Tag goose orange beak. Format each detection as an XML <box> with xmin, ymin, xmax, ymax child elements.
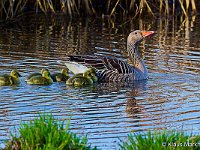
<box><xmin>141</xmin><ymin>31</ymin><xmax>155</xmax><ymax>38</ymax></box>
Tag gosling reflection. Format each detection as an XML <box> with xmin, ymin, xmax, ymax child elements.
<box><xmin>126</xmin><ymin>98</ymin><xmax>143</xmax><ymax>117</ymax></box>
<box><xmin>125</xmin><ymin>83</ymin><xmax>146</xmax><ymax>118</ymax></box>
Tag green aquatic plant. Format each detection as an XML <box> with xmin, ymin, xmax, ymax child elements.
<box><xmin>119</xmin><ymin>130</ymin><xmax>200</xmax><ymax>150</ymax></box>
<box><xmin>4</xmin><ymin>113</ymin><xmax>97</xmax><ymax>150</ymax></box>
<box><xmin>0</xmin><ymin>70</ymin><xmax>21</xmax><ymax>86</ymax></box>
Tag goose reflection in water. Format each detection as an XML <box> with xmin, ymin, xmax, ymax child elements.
<box><xmin>87</xmin><ymin>80</ymin><xmax>147</xmax><ymax>118</ymax></box>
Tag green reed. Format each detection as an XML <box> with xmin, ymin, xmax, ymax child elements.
<box><xmin>119</xmin><ymin>130</ymin><xmax>200</xmax><ymax>150</ymax></box>
<box><xmin>0</xmin><ymin>0</ymin><xmax>198</xmax><ymax>20</ymax></box>
<box><xmin>4</xmin><ymin>113</ymin><xmax>96</xmax><ymax>150</ymax></box>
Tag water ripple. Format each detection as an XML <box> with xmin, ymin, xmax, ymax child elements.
<box><xmin>0</xmin><ymin>16</ymin><xmax>200</xmax><ymax>149</ymax></box>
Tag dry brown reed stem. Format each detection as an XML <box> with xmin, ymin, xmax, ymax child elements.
<box><xmin>0</xmin><ymin>0</ymin><xmax>28</xmax><ymax>19</ymax></box>
<box><xmin>179</xmin><ymin>0</ymin><xmax>187</xmax><ymax>17</ymax></box>
<box><xmin>36</xmin><ymin>0</ymin><xmax>55</xmax><ymax>14</ymax></box>
<box><xmin>191</xmin><ymin>0</ymin><xmax>196</xmax><ymax>13</ymax></box>
<box><xmin>110</xmin><ymin>0</ymin><xmax>121</xmax><ymax>17</ymax></box>
<box><xmin>0</xmin><ymin>0</ymin><xmax>198</xmax><ymax>20</ymax></box>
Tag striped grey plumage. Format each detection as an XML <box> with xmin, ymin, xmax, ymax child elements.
<box><xmin>66</xmin><ymin>30</ymin><xmax>152</xmax><ymax>82</ymax></box>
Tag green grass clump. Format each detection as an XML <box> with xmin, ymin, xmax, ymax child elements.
<box><xmin>4</xmin><ymin>113</ymin><xmax>96</xmax><ymax>150</ymax></box>
<box><xmin>119</xmin><ymin>130</ymin><xmax>200</xmax><ymax>150</ymax></box>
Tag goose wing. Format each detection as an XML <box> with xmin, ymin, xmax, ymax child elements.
<box><xmin>67</xmin><ymin>55</ymin><xmax>132</xmax><ymax>74</ymax></box>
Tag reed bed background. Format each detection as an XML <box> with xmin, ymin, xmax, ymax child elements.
<box><xmin>0</xmin><ymin>0</ymin><xmax>198</xmax><ymax>20</ymax></box>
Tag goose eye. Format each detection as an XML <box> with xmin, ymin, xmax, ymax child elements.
<box><xmin>135</xmin><ymin>32</ymin><xmax>137</xmax><ymax>35</ymax></box>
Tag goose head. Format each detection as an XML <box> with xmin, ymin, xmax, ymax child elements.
<box><xmin>127</xmin><ymin>30</ymin><xmax>155</xmax><ymax>46</ymax></box>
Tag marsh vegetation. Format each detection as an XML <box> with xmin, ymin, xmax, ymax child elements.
<box><xmin>4</xmin><ymin>113</ymin><xmax>200</xmax><ymax>150</ymax></box>
<box><xmin>0</xmin><ymin>0</ymin><xmax>198</xmax><ymax>20</ymax></box>
<box><xmin>4</xmin><ymin>113</ymin><xmax>97</xmax><ymax>150</ymax></box>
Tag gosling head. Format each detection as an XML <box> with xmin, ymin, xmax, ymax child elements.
<box><xmin>41</xmin><ymin>68</ymin><xmax>49</xmax><ymax>74</ymax></box>
<box><xmin>10</xmin><ymin>70</ymin><xmax>21</xmax><ymax>78</ymax></box>
<box><xmin>83</xmin><ymin>71</ymin><xmax>90</xmax><ymax>78</ymax></box>
<box><xmin>61</xmin><ymin>68</ymin><xmax>69</xmax><ymax>76</ymax></box>
<box><xmin>42</xmin><ymin>70</ymin><xmax>51</xmax><ymax>78</ymax></box>
<box><xmin>88</xmin><ymin>68</ymin><xmax>96</xmax><ymax>74</ymax></box>
<box><xmin>87</xmin><ymin>68</ymin><xmax>98</xmax><ymax>82</ymax></box>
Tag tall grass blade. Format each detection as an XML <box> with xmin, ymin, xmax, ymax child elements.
<box><xmin>191</xmin><ymin>0</ymin><xmax>197</xmax><ymax>13</ymax></box>
<box><xmin>43</xmin><ymin>0</ymin><xmax>47</xmax><ymax>13</ymax></box>
<box><xmin>159</xmin><ymin>0</ymin><xmax>163</xmax><ymax>15</ymax></box>
<box><xmin>107</xmin><ymin>0</ymin><xmax>111</xmax><ymax>14</ymax></box>
<box><xmin>89</xmin><ymin>0</ymin><xmax>96</xmax><ymax>15</ymax></box>
<box><xmin>84</xmin><ymin>0</ymin><xmax>94</xmax><ymax>16</ymax></box>
<box><xmin>67</xmin><ymin>0</ymin><xmax>72</xmax><ymax>17</ymax></box>
<box><xmin>119</xmin><ymin>130</ymin><xmax>200</xmax><ymax>150</ymax></box>
<box><xmin>110</xmin><ymin>0</ymin><xmax>120</xmax><ymax>17</ymax></box>
<box><xmin>36</xmin><ymin>0</ymin><xmax>46</xmax><ymax>14</ymax></box>
<box><xmin>186</xmin><ymin>0</ymin><xmax>190</xmax><ymax>13</ymax></box>
<box><xmin>179</xmin><ymin>0</ymin><xmax>188</xmax><ymax>17</ymax></box>
<box><xmin>144</xmin><ymin>0</ymin><xmax>155</xmax><ymax>17</ymax></box>
<box><xmin>129</xmin><ymin>0</ymin><xmax>135</xmax><ymax>12</ymax></box>
<box><xmin>139</xmin><ymin>0</ymin><xmax>144</xmax><ymax>15</ymax></box>
<box><xmin>0</xmin><ymin>0</ymin><xmax>198</xmax><ymax>20</ymax></box>
<box><xmin>165</xmin><ymin>0</ymin><xmax>169</xmax><ymax>15</ymax></box>
<box><xmin>71</xmin><ymin>0</ymin><xmax>79</xmax><ymax>15</ymax></box>
<box><xmin>173</xmin><ymin>0</ymin><xmax>175</xmax><ymax>15</ymax></box>
<box><xmin>48</xmin><ymin>0</ymin><xmax>55</xmax><ymax>13</ymax></box>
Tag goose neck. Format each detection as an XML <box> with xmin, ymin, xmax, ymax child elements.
<box><xmin>127</xmin><ymin>42</ymin><xmax>142</xmax><ymax>65</ymax></box>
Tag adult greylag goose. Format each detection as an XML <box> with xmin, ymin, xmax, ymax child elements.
<box><xmin>61</xmin><ymin>30</ymin><xmax>154</xmax><ymax>82</ymax></box>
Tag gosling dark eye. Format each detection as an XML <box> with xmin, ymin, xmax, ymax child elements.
<box><xmin>135</xmin><ymin>32</ymin><xmax>137</xmax><ymax>35</ymax></box>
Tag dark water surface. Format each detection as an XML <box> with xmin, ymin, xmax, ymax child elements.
<box><xmin>0</xmin><ymin>14</ymin><xmax>200</xmax><ymax>149</ymax></box>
